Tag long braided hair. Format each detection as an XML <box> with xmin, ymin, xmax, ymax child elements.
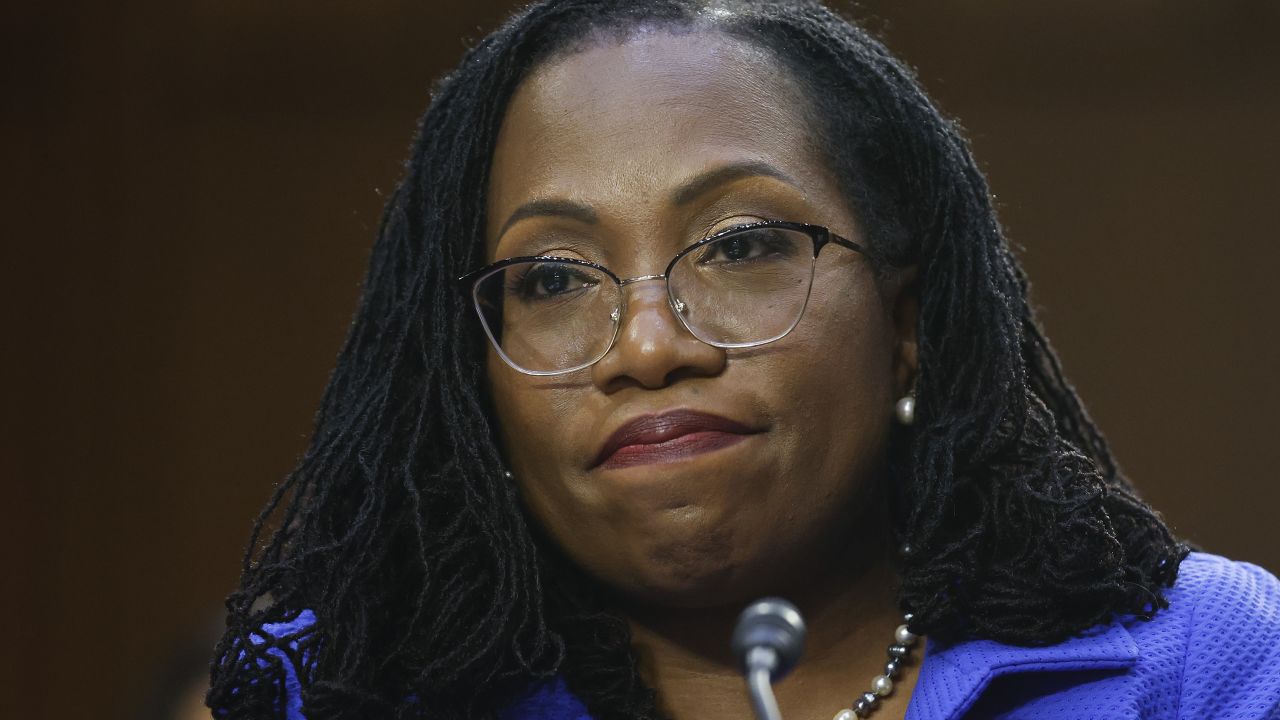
<box><xmin>208</xmin><ymin>2</ymin><xmax>1187</xmax><ymax>718</ymax></box>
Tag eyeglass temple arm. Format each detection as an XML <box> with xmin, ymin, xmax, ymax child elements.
<box><xmin>821</xmin><ymin>231</ymin><xmax>870</xmax><ymax>258</ymax></box>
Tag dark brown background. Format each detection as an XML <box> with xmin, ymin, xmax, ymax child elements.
<box><xmin>4</xmin><ymin>2</ymin><xmax>1277</xmax><ymax>718</ymax></box>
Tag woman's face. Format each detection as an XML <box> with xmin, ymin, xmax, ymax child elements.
<box><xmin>484</xmin><ymin>30</ymin><xmax>916</xmax><ymax>608</ymax></box>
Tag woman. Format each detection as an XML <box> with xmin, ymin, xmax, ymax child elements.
<box><xmin>209</xmin><ymin>2</ymin><xmax>1280</xmax><ymax>719</ymax></box>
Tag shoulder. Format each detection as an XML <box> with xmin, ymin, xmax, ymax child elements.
<box><xmin>499</xmin><ymin>676</ymin><xmax>593</xmax><ymax>720</ymax></box>
<box><xmin>239</xmin><ymin>612</ymin><xmax>584</xmax><ymax>720</ymax></box>
<box><xmin>212</xmin><ymin>609</ymin><xmax>317</xmax><ymax>720</ymax></box>
<box><xmin>1169</xmin><ymin>551</ymin><xmax>1280</xmax><ymax>607</ymax></box>
<box><xmin>1161</xmin><ymin>551</ymin><xmax>1280</xmax><ymax>644</ymax></box>
<box><xmin>1130</xmin><ymin>551</ymin><xmax>1280</xmax><ymax>719</ymax></box>
<box><xmin>262</xmin><ymin>608</ymin><xmax>318</xmax><ymax>636</ymax></box>
<box><xmin>260</xmin><ymin>610</ymin><xmax>317</xmax><ymax>720</ymax></box>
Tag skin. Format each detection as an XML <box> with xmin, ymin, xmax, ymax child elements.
<box><xmin>485</xmin><ymin>29</ymin><xmax>920</xmax><ymax>720</ymax></box>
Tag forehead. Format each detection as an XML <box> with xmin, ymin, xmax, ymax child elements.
<box><xmin>486</xmin><ymin>30</ymin><xmax>827</xmax><ymax>247</ymax></box>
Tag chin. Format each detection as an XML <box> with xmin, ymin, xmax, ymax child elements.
<box><xmin>620</xmin><ymin>567</ymin><xmax>747</xmax><ymax>609</ymax></box>
<box><xmin>606</xmin><ymin>530</ymin><xmax>795</xmax><ymax>609</ymax></box>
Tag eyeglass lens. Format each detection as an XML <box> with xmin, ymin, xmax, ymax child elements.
<box><xmin>472</xmin><ymin>226</ymin><xmax>817</xmax><ymax>374</ymax></box>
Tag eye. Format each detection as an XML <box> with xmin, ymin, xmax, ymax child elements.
<box><xmin>510</xmin><ymin>262</ymin><xmax>599</xmax><ymax>300</ymax></box>
<box><xmin>697</xmin><ymin>227</ymin><xmax>797</xmax><ymax>265</ymax></box>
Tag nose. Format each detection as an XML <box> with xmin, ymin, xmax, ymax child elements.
<box><xmin>590</xmin><ymin>278</ymin><xmax>726</xmax><ymax>391</ymax></box>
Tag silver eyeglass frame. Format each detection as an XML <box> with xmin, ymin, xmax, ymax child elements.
<box><xmin>454</xmin><ymin>220</ymin><xmax>870</xmax><ymax>376</ymax></box>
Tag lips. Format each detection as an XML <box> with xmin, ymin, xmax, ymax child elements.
<box><xmin>591</xmin><ymin>409</ymin><xmax>763</xmax><ymax>470</ymax></box>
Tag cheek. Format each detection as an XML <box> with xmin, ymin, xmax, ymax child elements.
<box><xmin>785</xmin><ymin>274</ymin><xmax>895</xmax><ymax>420</ymax></box>
<box><xmin>758</xmin><ymin>279</ymin><xmax>897</xmax><ymax>507</ymax></box>
<box><xmin>487</xmin><ymin>352</ymin><xmax>585</xmax><ymax>481</ymax></box>
<box><xmin>487</xmin><ymin>353</ymin><xmax>613</xmax><ymax>551</ymax></box>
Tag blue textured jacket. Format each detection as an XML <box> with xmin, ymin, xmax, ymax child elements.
<box><xmin>253</xmin><ymin>552</ymin><xmax>1280</xmax><ymax>719</ymax></box>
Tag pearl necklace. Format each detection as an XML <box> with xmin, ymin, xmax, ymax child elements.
<box><xmin>833</xmin><ymin>614</ymin><xmax>919</xmax><ymax>720</ymax></box>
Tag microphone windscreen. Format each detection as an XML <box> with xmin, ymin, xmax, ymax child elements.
<box><xmin>731</xmin><ymin>597</ymin><xmax>806</xmax><ymax>679</ymax></box>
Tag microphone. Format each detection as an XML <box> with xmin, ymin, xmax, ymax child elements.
<box><xmin>732</xmin><ymin>598</ymin><xmax>807</xmax><ymax>720</ymax></box>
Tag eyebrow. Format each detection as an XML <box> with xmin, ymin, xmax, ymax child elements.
<box><xmin>496</xmin><ymin>199</ymin><xmax>599</xmax><ymax>242</ymax></box>
<box><xmin>494</xmin><ymin>160</ymin><xmax>800</xmax><ymax>243</ymax></box>
<box><xmin>672</xmin><ymin>160</ymin><xmax>801</xmax><ymax>205</ymax></box>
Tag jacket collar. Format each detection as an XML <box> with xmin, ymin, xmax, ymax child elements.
<box><xmin>904</xmin><ymin>619</ymin><xmax>1139</xmax><ymax>720</ymax></box>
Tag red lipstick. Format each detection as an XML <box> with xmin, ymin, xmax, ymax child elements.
<box><xmin>592</xmin><ymin>409</ymin><xmax>763</xmax><ymax>470</ymax></box>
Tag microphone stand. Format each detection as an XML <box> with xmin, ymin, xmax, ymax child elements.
<box><xmin>732</xmin><ymin>598</ymin><xmax>807</xmax><ymax>720</ymax></box>
<box><xmin>744</xmin><ymin>646</ymin><xmax>784</xmax><ymax>720</ymax></box>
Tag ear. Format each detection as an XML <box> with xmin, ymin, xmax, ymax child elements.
<box><xmin>884</xmin><ymin>265</ymin><xmax>919</xmax><ymax>397</ymax></box>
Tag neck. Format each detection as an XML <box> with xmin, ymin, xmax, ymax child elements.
<box><xmin>620</xmin><ymin>532</ymin><xmax>915</xmax><ymax>720</ymax></box>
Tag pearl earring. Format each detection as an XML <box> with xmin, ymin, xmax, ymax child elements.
<box><xmin>503</xmin><ymin>471</ymin><xmax>514</xmax><ymax>481</ymax></box>
<box><xmin>894</xmin><ymin>395</ymin><xmax>915</xmax><ymax>426</ymax></box>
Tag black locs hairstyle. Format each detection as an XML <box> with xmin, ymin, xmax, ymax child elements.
<box><xmin>208</xmin><ymin>1</ymin><xmax>1187</xmax><ymax>718</ymax></box>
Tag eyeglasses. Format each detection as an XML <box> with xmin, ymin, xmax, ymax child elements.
<box><xmin>456</xmin><ymin>220</ymin><xmax>869</xmax><ymax>376</ymax></box>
